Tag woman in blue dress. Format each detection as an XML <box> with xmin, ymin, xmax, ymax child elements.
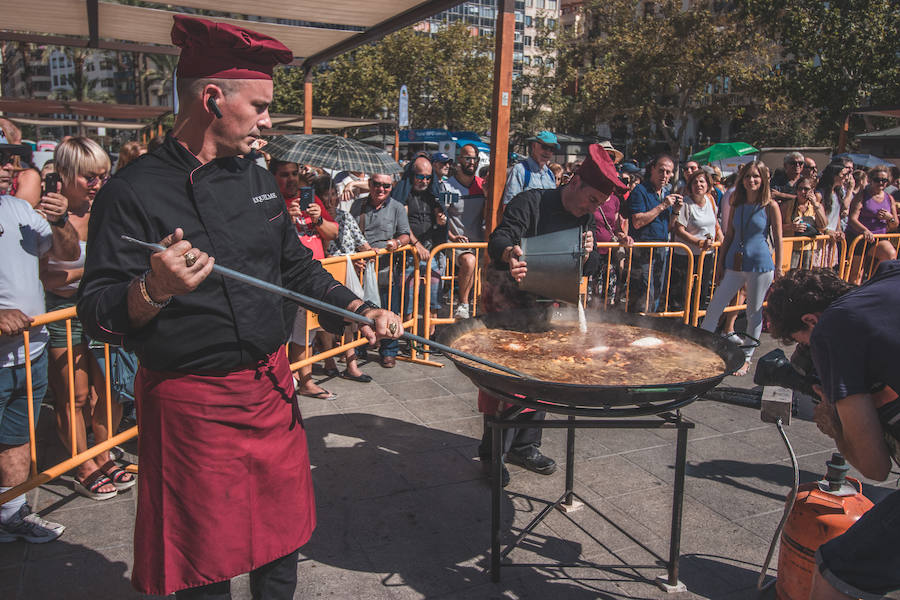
<box><xmin>701</xmin><ymin>160</ymin><xmax>783</xmax><ymax>375</ymax></box>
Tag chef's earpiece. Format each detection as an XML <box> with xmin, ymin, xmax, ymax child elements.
<box><xmin>207</xmin><ymin>96</ymin><xmax>223</xmax><ymax>119</ymax></box>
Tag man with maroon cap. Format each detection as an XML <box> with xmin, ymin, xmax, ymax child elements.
<box><xmin>478</xmin><ymin>143</ymin><xmax>625</xmax><ymax>486</ymax></box>
<box><xmin>77</xmin><ymin>15</ymin><xmax>402</xmax><ymax>599</ymax></box>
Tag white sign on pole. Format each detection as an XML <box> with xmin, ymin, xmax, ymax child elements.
<box><xmin>399</xmin><ymin>85</ymin><xmax>409</xmax><ymax>128</ymax></box>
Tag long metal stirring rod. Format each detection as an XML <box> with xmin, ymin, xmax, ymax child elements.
<box><xmin>121</xmin><ymin>235</ymin><xmax>533</xmax><ymax>380</ymax></box>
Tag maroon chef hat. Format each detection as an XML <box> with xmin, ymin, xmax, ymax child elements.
<box><xmin>576</xmin><ymin>143</ymin><xmax>627</xmax><ymax>196</ymax></box>
<box><xmin>172</xmin><ymin>15</ymin><xmax>294</xmax><ymax>80</ymax></box>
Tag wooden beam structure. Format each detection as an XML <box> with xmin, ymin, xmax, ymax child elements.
<box><xmin>304</xmin><ymin>68</ymin><xmax>314</xmax><ymax>134</ymax></box>
<box><xmin>485</xmin><ymin>0</ymin><xmax>515</xmax><ymax>235</ymax></box>
<box><xmin>300</xmin><ymin>0</ymin><xmax>465</xmax><ymax>69</ymax></box>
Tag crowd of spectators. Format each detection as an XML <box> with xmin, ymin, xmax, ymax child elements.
<box><xmin>1</xmin><ymin>116</ymin><xmax>899</xmax><ymax>540</ymax></box>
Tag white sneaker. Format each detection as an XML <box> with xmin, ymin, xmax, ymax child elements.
<box><xmin>0</xmin><ymin>504</ymin><xmax>65</xmax><ymax>543</ymax></box>
<box><xmin>724</xmin><ymin>332</ymin><xmax>743</xmax><ymax>346</ymax></box>
<box><xmin>454</xmin><ymin>304</ymin><xmax>470</xmax><ymax>319</ymax></box>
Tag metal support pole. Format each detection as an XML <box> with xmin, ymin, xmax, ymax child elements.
<box><xmin>490</xmin><ymin>417</ymin><xmax>502</xmax><ymax>582</ymax></box>
<box><xmin>659</xmin><ymin>419</ymin><xmax>689</xmax><ymax>592</ymax></box>
<box><xmin>565</xmin><ymin>416</ymin><xmax>576</xmax><ymax>504</ymax></box>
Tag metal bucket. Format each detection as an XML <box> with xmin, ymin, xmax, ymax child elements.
<box><xmin>518</xmin><ymin>226</ymin><xmax>584</xmax><ymax>304</ymax></box>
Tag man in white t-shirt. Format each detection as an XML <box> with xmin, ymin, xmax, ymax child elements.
<box><xmin>0</xmin><ymin>169</ymin><xmax>78</xmax><ymax>543</ymax></box>
<box><xmin>441</xmin><ymin>143</ymin><xmax>486</xmax><ymax>319</ymax></box>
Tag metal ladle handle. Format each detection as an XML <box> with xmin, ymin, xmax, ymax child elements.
<box><xmin>121</xmin><ymin>235</ymin><xmax>534</xmax><ymax>380</ymax></box>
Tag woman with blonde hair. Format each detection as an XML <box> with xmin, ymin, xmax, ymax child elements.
<box><xmin>41</xmin><ymin>137</ymin><xmax>133</xmax><ymax>500</ymax></box>
<box><xmin>700</xmin><ymin>160</ymin><xmax>783</xmax><ymax>376</ymax></box>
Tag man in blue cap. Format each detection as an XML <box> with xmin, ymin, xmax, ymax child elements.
<box><xmin>501</xmin><ymin>130</ymin><xmax>559</xmax><ymax>205</ymax></box>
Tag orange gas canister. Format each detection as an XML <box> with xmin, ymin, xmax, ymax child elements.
<box><xmin>775</xmin><ymin>454</ymin><xmax>874</xmax><ymax>600</ymax></box>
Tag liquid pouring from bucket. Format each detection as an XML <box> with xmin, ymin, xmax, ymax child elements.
<box><xmin>121</xmin><ymin>235</ymin><xmax>533</xmax><ymax>380</ymax></box>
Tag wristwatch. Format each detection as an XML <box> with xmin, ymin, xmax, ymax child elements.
<box><xmin>49</xmin><ymin>211</ymin><xmax>69</xmax><ymax>227</ymax></box>
<box><xmin>353</xmin><ymin>300</ymin><xmax>379</xmax><ymax>317</ymax></box>
<box><xmin>314</xmin><ymin>216</ymin><xmax>324</xmax><ymax>227</ymax></box>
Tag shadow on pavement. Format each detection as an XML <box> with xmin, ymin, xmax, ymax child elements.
<box><xmin>303</xmin><ymin>413</ymin><xmax>614</xmax><ymax>598</ymax></box>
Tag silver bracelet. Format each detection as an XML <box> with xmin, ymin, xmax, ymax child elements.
<box><xmin>139</xmin><ymin>270</ymin><xmax>171</xmax><ymax>309</ymax></box>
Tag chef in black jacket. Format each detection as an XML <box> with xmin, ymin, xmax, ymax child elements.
<box><xmin>478</xmin><ymin>144</ymin><xmax>627</xmax><ymax>487</ymax></box>
<box><xmin>77</xmin><ymin>16</ymin><xmax>402</xmax><ymax>599</ymax></box>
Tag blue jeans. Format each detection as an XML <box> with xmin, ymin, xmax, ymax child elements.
<box><xmin>404</xmin><ymin>253</ymin><xmax>446</xmax><ymax>316</ymax></box>
<box><xmin>0</xmin><ymin>349</ymin><xmax>48</xmax><ymax>445</ymax></box>
<box><xmin>379</xmin><ymin>285</ymin><xmax>401</xmax><ymax>358</ymax></box>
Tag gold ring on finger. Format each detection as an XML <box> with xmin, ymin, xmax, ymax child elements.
<box><xmin>184</xmin><ymin>251</ymin><xmax>198</xmax><ymax>268</ymax></box>
<box><xmin>389</xmin><ymin>322</ymin><xmax>398</xmax><ymax>335</ymax></box>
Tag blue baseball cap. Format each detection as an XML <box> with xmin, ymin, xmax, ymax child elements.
<box><xmin>526</xmin><ymin>130</ymin><xmax>559</xmax><ymax>149</ymax></box>
<box><xmin>430</xmin><ymin>152</ymin><xmax>451</xmax><ymax>163</ymax></box>
<box><xmin>620</xmin><ymin>162</ymin><xmax>641</xmax><ymax>174</ymax></box>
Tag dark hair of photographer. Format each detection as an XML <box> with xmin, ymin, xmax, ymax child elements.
<box><xmin>764</xmin><ymin>268</ymin><xmax>855</xmax><ymax>344</ymax></box>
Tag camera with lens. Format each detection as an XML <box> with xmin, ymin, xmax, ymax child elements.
<box><xmin>754</xmin><ymin>346</ymin><xmax>820</xmax><ymax>399</ymax></box>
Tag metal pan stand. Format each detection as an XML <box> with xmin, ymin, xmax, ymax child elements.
<box><xmin>483</xmin><ymin>386</ymin><xmax>695</xmax><ymax>593</ymax></box>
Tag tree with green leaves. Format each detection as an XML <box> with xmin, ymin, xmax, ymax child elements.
<box><xmin>741</xmin><ymin>0</ymin><xmax>900</xmax><ymax>146</ymax></box>
<box><xmin>551</xmin><ymin>0</ymin><xmax>772</xmax><ymax>158</ymax></box>
<box><xmin>272</xmin><ymin>23</ymin><xmax>493</xmax><ymax>131</ymax></box>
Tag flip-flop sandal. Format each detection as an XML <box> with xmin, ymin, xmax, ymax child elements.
<box><xmin>299</xmin><ymin>389</ymin><xmax>337</xmax><ymax>400</ymax></box>
<box><xmin>340</xmin><ymin>371</ymin><xmax>372</xmax><ymax>383</ymax></box>
<box><xmin>73</xmin><ymin>470</ymin><xmax>118</xmax><ymax>501</ymax></box>
<box><xmin>98</xmin><ymin>460</ymin><xmax>136</xmax><ymax>491</ymax></box>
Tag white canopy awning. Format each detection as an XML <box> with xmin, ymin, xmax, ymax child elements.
<box><xmin>1</xmin><ymin>0</ymin><xmax>464</xmax><ymax>67</ymax></box>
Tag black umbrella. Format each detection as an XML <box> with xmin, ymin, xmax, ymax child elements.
<box><xmin>265</xmin><ymin>134</ymin><xmax>401</xmax><ymax>175</ymax></box>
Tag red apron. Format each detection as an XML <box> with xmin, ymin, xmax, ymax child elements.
<box><xmin>132</xmin><ymin>348</ymin><xmax>315</xmax><ymax>595</ymax></box>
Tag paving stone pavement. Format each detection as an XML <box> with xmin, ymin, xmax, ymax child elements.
<box><xmin>2</xmin><ymin>333</ymin><xmax>897</xmax><ymax>599</ymax></box>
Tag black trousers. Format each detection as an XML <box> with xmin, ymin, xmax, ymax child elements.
<box><xmin>174</xmin><ymin>548</ymin><xmax>300</xmax><ymax>600</ymax></box>
<box><xmin>478</xmin><ymin>410</ymin><xmax>545</xmax><ymax>461</ymax></box>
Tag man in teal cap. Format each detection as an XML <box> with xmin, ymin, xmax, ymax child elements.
<box><xmin>501</xmin><ymin>130</ymin><xmax>559</xmax><ymax>205</ymax></box>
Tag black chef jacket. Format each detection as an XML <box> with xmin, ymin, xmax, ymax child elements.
<box><xmin>77</xmin><ymin>136</ymin><xmax>358</xmax><ymax>372</ymax></box>
<box><xmin>488</xmin><ymin>187</ymin><xmax>599</xmax><ymax>274</ymax></box>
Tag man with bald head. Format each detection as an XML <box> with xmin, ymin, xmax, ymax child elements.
<box><xmin>400</xmin><ymin>157</ymin><xmax>447</xmax><ymax>333</ymax></box>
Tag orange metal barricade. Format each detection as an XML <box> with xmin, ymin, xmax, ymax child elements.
<box><xmin>0</xmin><ymin>307</ymin><xmax>138</xmax><ymax>506</ymax></box>
<box><xmin>421</xmin><ymin>242</ymin><xmax>487</xmax><ymax>341</ymax></box>
<box><xmin>841</xmin><ymin>233</ymin><xmax>900</xmax><ymax>283</ymax></box>
<box><xmin>616</xmin><ymin>242</ymin><xmax>695</xmax><ymax>323</ymax></box>
<box><xmin>780</xmin><ymin>234</ymin><xmax>847</xmax><ymax>273</ymax></box>
<box><xmin>287</xmin><ymin>245</ymin><xmax>423</xmax><ymax>372</ymax></box>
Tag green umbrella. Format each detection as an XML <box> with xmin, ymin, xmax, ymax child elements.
<box><xmin>690</xmin><ymin>142</ymin><xmax>758</xmax><ymax>164</ymax></box>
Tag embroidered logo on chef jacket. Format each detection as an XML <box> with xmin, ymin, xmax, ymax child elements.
<box><xmin>252</xmin><ymin>192</ymin><xmax>278</xmax><ymax>204</ymax></box>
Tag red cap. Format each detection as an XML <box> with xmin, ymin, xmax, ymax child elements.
<box><xmin>576</xmin><ymin>143</ymin><xmax>627</xmax><ymax>196</ymax></box>
<box><xmin>172</xmin><ymin>15</ymin><xmax>293</xmax><ymax>80</ymax></box>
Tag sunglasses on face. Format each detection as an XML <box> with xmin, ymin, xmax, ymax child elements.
<box><xmin>789</xmin><ymin>160</ymin><xmax>804</xmax><ymax>166</ymax></box>
<box><xmin>84</xmin><ymin>174</ymin><xmax>110</xmax><ymax>186</ymax></box>
<box><xmin>460</xmin><ymin>156</ymin><xmax>478</xmax><ymax>163</ymax></box>
<box><xmin>370</xmin><ymin>181</ymin><xmax>392</xmax><ymax>189</ymax></box>
<box><xmin>414</xmin><ymin>174</ymin><xmax>432</xmax><ymax>180</ymax></box>
<box><xmin>538</xmin><ymin>143</ymin><xmax>555</xmax><ymax>152</ymax></box>
<box><xmin>872</xmin><ymin>177</ymin><xmax>890</xmax><ymax>185</ymax></box>
<box><xmin>0</xmin><ymin>152</ymin><xmax>21</xmax><ymax>166</ymax></box>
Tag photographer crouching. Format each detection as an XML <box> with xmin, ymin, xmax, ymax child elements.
<box><xmin>765</xmin><ymin>263</ymin><xmax>900</xmax><ymax>600</ymax></box>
